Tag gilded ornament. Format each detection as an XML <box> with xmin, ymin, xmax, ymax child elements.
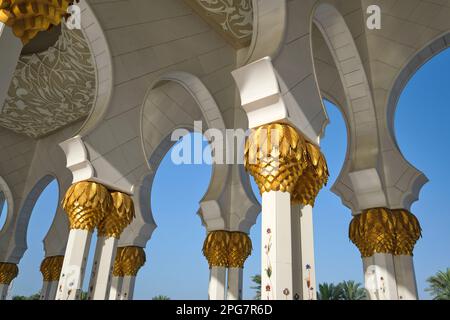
<box><xmin>0</xmin><ymin>0</ymin><xmax>72</xmax><ymax>44</ymax></box>
<box><xmin>40</xmin><ymin>255</ymin><xmax>64</xmax><ymax>282</ymax></box>
<box><xmin>349</xmin><ymin>208</ymin><xmax>422</xmax><ymax>257</ymax></box>
<box><xmin>244</xmin><ymin>123</ymin><xmax>329</xmax><ymax>205</ymax></box>
<box><xmin>228</xmin><ymin>232</ymin><xmax>252</xmax><ymax>268</ymax></box>
<box><xmin>202</xmin><ymin>230</ymin><xmax>230</xmax><ymax>268</ymax></box>
<box><xmin>392</xmin><ymin>209</ymin><xmax>421</xmax><ymax>256</ymax></box>
<box><xmin>97</xmin><ymin>192</ymin><xmax>135</xmax><ymax>238</ymax></box>
<box><xmin>62</xmin><ymin>181</ymin><xmax>112</xmax><ymax>232</ymax></box>
<box><xmin>0</xmin><ymin>262</ymin><xmax>18</xmax><ymax>285</ymax></box>
<box><xmin>113</xmin><ymin>246</ymin><xmax>146</xmax><ymax>277</ymax></box>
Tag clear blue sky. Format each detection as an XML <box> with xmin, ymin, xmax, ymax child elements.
<box><xmin>1</xmin><ymin>48</ymin><xmax>449</xmax><ymax>300</ymax></box>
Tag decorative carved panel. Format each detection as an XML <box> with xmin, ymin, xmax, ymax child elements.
<box><xmin>0</xmin><ymin>24</ymin><xmax>95</xmax><ymax>138</ymax></box>
<box><xmin>184</xmin><ymin>0</ymin><xmax>253</xmax><ymax>48</ymax></box>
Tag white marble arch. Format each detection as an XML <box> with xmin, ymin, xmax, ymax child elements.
<box><xmin>310</xmin><ymin>2</ymin><xmax>378</xmax><ymax>213</ymax></box>
<box><xmin>138</xmin><ymin>71</ymin><xmax>229</xmax><ymax>234</ymax></box>
<box><xmin>0</xmin><ymin>174</ymin><xmax>59</xmax><ymax>263</ymax></box>
<box><xmin>383</xmin><ymin>32</ymin><xmax>450</xmax><ymax>210</ymax></box>
<box><xmin>73</xmin><ymin>0</ymin><xmax>114</xmax><ymax>137</ymax></box>
<box><xmin>120</xmin><ymin>71</ymin><xmax>226</xmax><ymax>247</ymax></box>
<box><xmin>310</xmin><ymin>2</ymin><xmax>429</xmax><ymax>213</ymax></box>
<box><xmin>240</xmin><ymin>0</ymin><xmax>286</xmax><ymax>66</ymax></box>
<box><xmin>0</xmin><ymin>176</ymin><xmax>14</xmax><ymax>233</ymax></box>
<box><xmin>387</xmin><ymin>32</ymin><xmax>450</xmax><ymax>149</ymax></box>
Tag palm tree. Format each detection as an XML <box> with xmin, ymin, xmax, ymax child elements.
<box><xmin>317</xmin><ymin>283</ymin><xmax>342</xmax><ymax>300</ymax></box>
<box><xmin>152</xmin><ymin>295</ymin><xmax>170</xmax><ymax>300</ymax></box>
<box><xmin>425</xmin><ymin>268</ymin><xmax>450</xmax><ymax>300</ymax></box>
<box><xmin>340</xmin><ymin>280</ymin><xmax>367</xmax><ymax>300</ymax></box>
<box><xmin>251</xmin><ymin>274</ymin><xmax>261</xmax><ymax>300</ymax></box>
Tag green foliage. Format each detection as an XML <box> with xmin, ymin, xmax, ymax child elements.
<box><xmin>339</xmin><ymin>280</ymin><xmax>367</xmax><ymax>300</ymax></box>
<box><xmin>12</xmin><ymin>293</ymin><xmax>40</xmax><ymax>300</ymax></box>
<box><xmin>152</xmin><ymin>295</ymin><xmax>170</xmax><ymax>300</ymax></box>
<box><xmin>250</xmin><ymin>274</ymin><xmax>261</xmax><ymax>300</ymax></box>
<box><xmin>317</xmin><ymin>283</ymin><xmax>343</xmax><ymax>300</ymax></box>
<box><xmin>425</xmin><ymin>268</ymin><xmax>450</xmax><ymax>300</ymax></box>
<box><xmin>317</xmin><ymin>281</ymin><xmax>367</xmax><ymax>300</ymax></box>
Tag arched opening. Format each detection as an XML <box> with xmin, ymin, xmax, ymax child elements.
<box><xmin>314</xmin><ymin>100</ymin><xmax>360</xmax><ymax>286</ymax></box>
<box><xmin>309</xmin><ymin>2</ymin><xmax>373</xmax><ymax>296</ymax></box>
<box><xmin>10</xmin><ymin>178</ymin><xmax>59</xmax><ymax>299</ymax></box>
<box><xmin>0</xmin><ymin>191</ymin><xmax>8</xmax><ymax>231</ymax></box>
<box><xmin>134</xmin><ymin>132</ymin><xmax>213</xmax><ymax>299</ymax></box>
<box><xmin>394</xmin><ymin>47</ymin><xmax>450</xmax><ymax>299</ymax></box>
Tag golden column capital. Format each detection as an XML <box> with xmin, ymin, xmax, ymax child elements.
<box><xmin>244</xmin><ymin>123</ymin><xmax>328</xmax><ymax>205</ymax></box>
<box><xmin>62</xmin><ymin>181</ymin><xmax>113</xmax><ymax>232</ymax></box>
<box><xmin>40</xmin><ymin>256</ymin><xmax>64</xmax><ymax>282</ymax></box>
<box><xmin>202</xmin><ymin>230</ymin><xmax>230</xmax><ymax>268</ymax></box>
<box><xmin>113</xmin><ymin>246</ymin><xmax>146</xmax><ymax>277</ymax></box>
<box><xmin>98</xmin><ymin>192</ymin><xmax>135</xmax><ymax>239</ymax></box>
<box><xmin>0</xmin><ymin>0</ymin><xmax>72</xmax><ymax>44</ymax></box>
<box><xmin>0</xmin><ymin>262</ymin><xmax>18</xmax><ymax>285</ymax></box>
<box><xmin>228</xmin><ymin>232</ymin><xmax>252</xmax><ymax>269</ymax></box>
<box><xmin>349</xmin><ymin>207</ymin><xmax>422</xmax><ymax>257</ymax></box>
<box><xmin>392</xmin><ymin>209</ymin><xmax>422</xmax><ymax>256</ymax></box>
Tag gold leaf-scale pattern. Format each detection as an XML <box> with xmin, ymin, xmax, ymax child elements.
<box><xmin>0</xmin><ymin>0</ymin><xmax>71</xmax><ymax>43</ymax></box>
<box><xmin>0</xmin><ymin>262</ymin><xmax>18</xmax><ymax>285</ymax></box>
<box><xmin>202</xmin><ymin>231</ymin><xmax>252</xmax><ymax>268</ymax></box>
<box><xmin>228</xmin><ymin>232</ymin><xmax>252</xmax><ymax>269</ymax></box>
<box><xmin>113</xmin><ymin>246</ymin><xmax>146</xmax><ymax>277</ymax></box>
<box><xmin>244</xmin><ymin>123</ymin><xmax>329</xmax><ymax>206</ymax></box>
<box><xmin>97</xmin><ymin>192</ymin><xmax>135</xmax><ymax>239</ymax></box>
<box><xmin>40</xmin><ymin>255</ymin><xmax>64</xmax><ymax>282</ymax></box>
<box><xmin>62</xmin><ymin>181</ymin><xmax>112</xmax><ymax>232</ymax></box>
<box><xmin>349</xmin><ymin>208</ymin><xmax>421</xmax><ymax>257</ymax></box>
<box><xmin>203</xmin><ymin>230</ymin><xmax>230</xmax><ymax>268</ymax></box>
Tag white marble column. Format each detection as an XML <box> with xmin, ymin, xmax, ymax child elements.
<box><xmin>88</xmin><ymin>236</ymin><xmax>118</xmax><ymax>300</ymax></box>
<box><xmin>0</xmin><ymin>284</ymin><xmax>9</xmax><ymax>300</ymax></box>
<box><xmin>56</xmin><ymin>229</ymin><xmax>93</xmax><ymax>300</ymax></box>
<box><xmin>363</xmin><ymin>253</ymin><xmax>398</xmax><ymax>300</ymax></box>
<box><xmin>394</xmin><ymin>255</ymin><xmax>418</xmax><ymax>300</ymax></box>
<box><xmin>291</xmin><ymin>205</ymin><xmax>317</xmax><ymax>300</ymax></box>
<box><xmin>119</xmin><ymin>276</ymin><xmax>136</xmax><ymax>300</ymax></box>
<box><xmin>299</xmin><ymin>205</ymin><xmax>317</xmax><ymax>300</ymax></box>
<box><xmin>89</xmin><ymin>191</ymin><xmax>134</xmax><ymax>300</ymax></box>
<box><xmin>0</xmin><ymin>23</ymin><xmax>22</xmax><ymax>109</ymax></box>
<box><xmin>227</xmin><ymin>267</ymin><xmax>243</xmax><ymax>300</ymax></box>
<box><xmin>208</xmin><ymin>267</ymin><xmax>227</xmax><ymax>300</ymax></box>
<box><xmin>261</xmin><ymin>191</ymin><xmax>293</xmax><ymax>300</ymax></box>
<box><xmin>111</xmin><ymin>246</ymin><xmax>146</xmax><ymax>300</ymax></box>
<box><xmin>109</xmin><ymin>276</ymin><xmax>123</xmax><ymax>300</ymax></box>
<box><xmin>40</xmin><ymin>281</ymin><xmax>58</xmax><ymax>300</ymax></box>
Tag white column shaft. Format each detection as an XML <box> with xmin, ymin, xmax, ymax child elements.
<box><xmin>394</xmin><ymin>255</ymin><xmax>418</xmax><ymax>300</ymax></box>
<box><xmin>88</xmin><ymin>236</ymin><xmax>118</xmax><ymax>300</ymax></box>
<box><xmin>109</xmin><ymin>276</ymin><xmax>123</xmax><ymax>300</ymax></box>
<box><xmin>363</xmin><ymin>253</ymin><xmax>398</xmax><ymax>300</ymax></box>
<box><xmin>40</xmin><ymin>281</ymin><xmax>50</xmax><ymax>300</ymax></box>
<box><xmin>227</xmin><ymin>268</ymin><xmax>243</xmax><ymax>300</ymax></box>
<box><xmin>40</xmin><ymin>281</ymin><xmax>58</xmax><ymax>300</ymax></box>
<box><xmin>0</xmin><ymin>23</ymin><xmax>22</xmax><ymax>110</ymax></box>
<box><xmin>119</xmin><ymin>276</ymin><xmax>136</xmax><ymax>300</ymax></box>
<box><xmin>208</xmin><ymin>267</ymin><xmax>226</xmax><ymax>300</ymax></box>
<box><xmin>299</xmin><ymin>205</ymin><xmax>317</xmax><ymax>300</ymax></box>
<box><xmin>56</xmin><ymin>229</ymin><xmax>92</xmax><ymax>300</ymax></box>
<box><xmin>261</xmin><ymin>191</ymin><xmax>293</xmax><ymax>300</ymax></box>
<box><xmin>0</xmin><ymin>284</ymin><xmax>9</xmax><ymax>300</ymax></box>
<box><xmin>291</xmin><ymin>205</ymin><xmax>303</xmax><ymax>300</ymax></box>
<box><xmin>291</xmin><ymin>205</ymin><xmax>317</xmax><ymax>300</ymax></box>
